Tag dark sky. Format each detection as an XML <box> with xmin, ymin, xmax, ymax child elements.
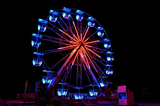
<box><xmin>1</xmin><ymin>1</ymin><xmax>159</xmax><ymax>98</ymax></box>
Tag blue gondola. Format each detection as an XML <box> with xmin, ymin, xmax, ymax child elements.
<box><xmin>62</xmin><ymin>7</ymin><xmax>71</xmax><ymax>19</ymax></box>
<box><xmin>74</xmin><ymin>93</ymin><xmax>84</xmax><ymax>100</ymax></box>
<box><xmin>49</xmin><ymin>10</ymin><xmax>58</xmax><ymax>22</ymax></box>
<box><xmin>31</xmin><ymin>40</ymin><xmax>41</xmax><ymax>48</ymax></box>
<box><xmin>89</xmin><ymin>90</ymin><xmax>98</xmax><ymax>96</ymax></box>
<box><xmin>106</xmin><ymin>69</ymin><xmax>113</xmax><ymax>75</ymax></box>
<box><xmin>97</xmin><ymin>27</ymin><xmax>104</xmax><ymax>37</ymax></box>
<box><xmin>32</xmin><ymin>33</ymin><xmax>42</xmax><ymax>38</ymax></box>
<box><xmin>32</xmin><ymin>57</ymin><xmax>42</xmax><ymax>66</ymax></box>
<box><xmin>104</xmin><ymin>42</ymin><xmax>111</xmax><ymax>49</ymax></box>
<box><xmin>57</xmin><ymin>88</ymin><xmax>68</xmax><ymax>96</ymax></box>
<box><xmin>38</xmin><ymin>18</ymin><xmax>48</xmax><ymax>32</ymax></box>
<box><xmin>107</xmin><ymin>55</ymin><xmax>114</xmax><ymax>61</ymax></box>
<box><xmin>103</xmin><ymin>38</ymin><xmax>111</xmax><ymax>49</ymax></box>
<box><xmin>76</xmin><ymin>10</ymin><xmax>83</xmax><ymax>21</ymax></box>
<box><xmin>42</xmin><ymin>76</ymin><xmax>52</xmax><ymax>84</ymax></box>
<box><xmin>87</xmin><ymin>17</ymin><xmax>95</xmax><ymax>27</ymax></box>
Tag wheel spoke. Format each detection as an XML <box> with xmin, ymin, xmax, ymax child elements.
<box><xmin>57</xmin><ymin>20</ymin><xmax>67</xmax><ymax>32</ymax></box>
<box><xmin>46</xmin><ymin>27</ymin><xmax>73</xmax><ymax>44</ymax></box>
<box><xmin>40</xmin><ymin>37</ymin><xmax>60</xmax><ymax>44</ymax></box>
<box><xmin>85</xmin><ymin>40</ymin><xmax>101</xmax><ymax>45</ymax></box>
<box><xmin>58</xmin><ymin>15</ymin><xmax>70</xmax><ymax>31</ymax></box>
<box><xmin>72</xmin><ymin>50</ymin><xmax>79</xmax><ymax>65</ymax></box>
<box><xmin>84</xmin><ymin>31</ymin><xmax>98</xmax><ymax>43</ymax></box>
<box><xmin>39</xmin><ymin>36</ymin><xmax>73</xmax><ymax>46</ymax></box>
<box><xmin>67</xmin><ymin>66</ymin><xmax>73</xmax><ymax>90</ymax></box>
<box><xmin>80</xmin><ymin>20</ymin><xmax>83</xmax><ymax>40</ymax></box>
<box><xmin>58</xmin><ymin>45</ymin><xmax>77</xmax><ymax>50</ymax></box>
<box><xmin>82</xmin><ymin>27</ymin><xmax>89</xmax><ymax>41</ymax></box>
<box><xmin>63</xmin><ymin>62</ymin><xmax>72</xmax><ymax>82</ymax></box>
<box><xmin>85</xmin><ymin>45</ymin><xmax>108</xmax><ymax>52</ymax></box>
<box><xmin>76</xmin><ymin>55</ymin><xmax>79</xmax><ymax>86</ymax></box>
<box><xmin>83</xmin><ymin>47</ymin><xmax>108</xmax><ymax>87</ymax></box>
<box><xmin>88</xmin><ymin>48</ymin><xmax>107</xmax><ymax>63</ymax></box>
<box><xmin>67</xmin><ymin>17</ymin><xmax>78</xmax><ymax>40</ymax></box>
<box><xmin>87</xmin><ymin>46</ymin><xmax>108</xmax><ymax>67</ymax></box>
<box><xmin>38</xmin><ymin>56</ymin><xmax>47</xmax><ymax>70</ymax></box>
<box><xmin>82</xmin><ymin>62</ymin><xmax>91</xmax><ymax>84</ymax></box>
<box><xmin>82</xmin><ymin>46</ymin><xmax>98</xmax><ymax>73</ymax></box>
<box><xmin>92</xmin><ymin>50</ymin><xmax>108</xmax><ymax>54</ymax></box>
<box><xmin>49</xmin><ymin>50</ymin><xmax>72</xmax><ymax>70</ymax></box>
<box><xmin>73</xmin><ymin>21</ymin><xmax>80</xmax><ymax>40</ymax></box>
<box><xmin>93</xmin><ymin>57</ymin><xmax>107</xmax><ymax>66</ymax></box>
<box><xmin>80</xmin><ymin>48</ymin><xmax>100</xmax><ymax>88</ymax></box>
<box><xmin>41</xmin><ymin>56</ymin><xmax>50</xmax><ymax>70</ymax></box>
<box><xmin>42</xmin><ymin>34</ymin><xmax>62</xmax><ymax>41</ymax></box>
<box><xmin>90</xmin><ymin>55</ymin><xmax>103</xmax><ymax>73</ymax></box>
<box><xmin>85</xmin><ymin>46</ymin><xmax>101</xmax><ymax>58</ymax></box>
<box><xmin>58</xmin><ymin>14</ymin><xmax>78</xmax><ymax>40</ymax></box>
<box><xmin>58</xmin><ymin>15</ymin><xmax>78</xmax><ymax>41</ymax></box>
<box><xmin>59</xmin><ymin>29</ymin><xmax>77</xmax><ymax>42</ymax></box>
<box><xmin>41</xmin><ymin>45</ymin><xmax>76</xmax><ymax>54</ymax></box>
<box><xmin>47</xmin><ymin>21</ymin><xmax>76</xmax><ymax>42</ymax></box>
<box><xmin>46</xmin><ymin>25</ymin><xmax>70</xmax><ymax>42</ymax></box>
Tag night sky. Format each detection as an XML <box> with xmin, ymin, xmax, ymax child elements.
<box><xmin>1</xmin><ymin>1</ymin><xmax>159</xmax><ymax>98</ymax></box>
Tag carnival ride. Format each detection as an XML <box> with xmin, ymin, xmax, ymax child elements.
<box><xmin>30</xmin><ymin>7</ymin><xmax>115</xmax><ymax>105</ymax></box>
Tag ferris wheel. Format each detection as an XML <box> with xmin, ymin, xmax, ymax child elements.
<box><xmin>31</xmin><ymin>7</ymin><xmax>114</xmax><ymax>99</ymax></box>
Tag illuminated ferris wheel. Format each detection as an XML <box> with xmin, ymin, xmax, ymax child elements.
<box><xmin>31</xmin><ymin>7</ymin><xmax>114</xmax><ymax>99</ymax></box>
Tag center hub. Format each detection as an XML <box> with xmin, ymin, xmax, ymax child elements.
<box><xmin>78</xmin><ymin>41</ymin><xmax>84</xmax><ymax>46</ymax></box>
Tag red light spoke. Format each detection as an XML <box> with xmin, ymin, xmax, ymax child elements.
<box><xmin>73</xmin><ymin>34</ymin><xmax>79</xmax><ymax>41</ymax></box>
<box><xmin>85</xmin><ymin>45</ymin><xmax>109</xmax><ymax>63</ymax></box>
<box><xmin>59</xmin><ymin>29</ymin><xmax>77</xmax><ymax>42</ymax></box>
<box><xmin>84</xmin><ymin>31</ymin><xmax>97</xmax><ymax>43</ymax></box>
<box><xmin>79</xmin><ymin>48</ymin><xmax>100</xmax><ymax>87</ymax></box>
<box><xmin>58</xmin><ymin>15</ymin><xmax>78</xmax><ymax>41</ymax></box>
<box><xmin>80</xmin><ymin>33</ymin><xmax>83</xmax><ymax>41</ymax></box>
<box><xmin>82</xmin><ymin>47</ymin><xmax>97</xmax><ymax>71</ymax></box>
<box><xmin>80</xmin><ymin>21</ymin><xmax>83</xmax><ymax>39</ymax></box>
<box><xmin>60</xmin><ymin>38</ymin><xmax>73</xmax><ymax>44</ymax></box>
<box><xmin>59</xmin><ymin>45</ymin><xmax>77</xmax><ymax>50</ymax></box>
<box><xmin>82</xmin><ymin>27</ymin><xmax>89</xmax><ymax>41</ymax></box>
<box><xmin>85</xmin><ymin>47</ymin><xmax>101</xmax><ymax>58</ymax></box>
<box><xmin>59</xmin><ymin>42</ymin><xmax>73</xmax><ymax>46</ymax></box>
<box><xmin>66</xmin><ymin>16</ymin><xmax>79</xmax><ymax>41</ymax></box>
<box><xmin>85</xmin><ymin>45</ymin><xmax>107</xmax><ymax>52</ymax></box>
<box><xmin>73</xmin><ymin>21</ymin><xmax>80</xmax><ymax>40</ymax></box>
<box><xmin>82</xmin><ymin>46</ymin><xmax>108</xmax><ymax>87</ymax></box>
<box><xmin>72</xmin><ymin>50</ymin><xmax>79</xmax><ymax>65</ymax></box>
<box><xmin>41</xmin><ymin>45</ymin><xmax>76</xmax><ymax>55</ymax></box>
<box><xmin>80</xmin><ymin>48</ymin><xmax>90</xmax><ymax>68</ymax></box>
<box><xmin>85</xmin><ymin>40</ymin><xmax>100</xmax><ymax>45</ymax></box>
